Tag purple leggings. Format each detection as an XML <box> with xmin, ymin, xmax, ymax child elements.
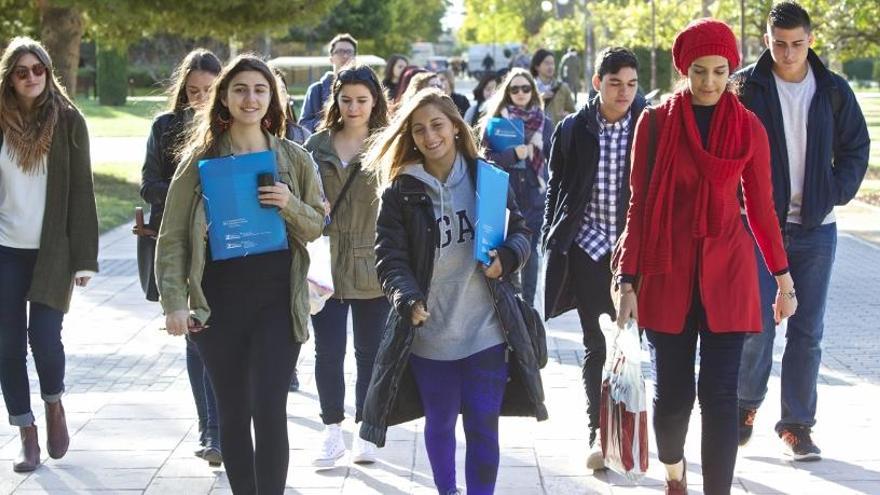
<box><xmin>409</xmin><ymin>343</ymin><xmax>509</xmax><ymax>495</ymax></box>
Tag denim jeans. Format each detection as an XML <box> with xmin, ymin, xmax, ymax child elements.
<box><xmin>311</xmin><ymin>297</ymin><xmax>389</xmax><ymax>425</ymax></box>
<box><xmin>185</xmin><ymin>335</ymin><xmax>219</xmax><ymax>445</ymax></box>
<box><xmin>0</xmin><ymin>245</ymin><xmax>66</xmax><ymax>426</ymax></box>
<box><xmin>738</xmin><ymin>222</ymin><xmax>836</xmax><ymax>430</ymax></box>
<box><xmin>647</xmin><ymin>295</ymin><xmax>745</xmax><ymax>495</ymax></box>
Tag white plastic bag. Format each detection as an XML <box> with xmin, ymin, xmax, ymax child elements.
<box><xmin>306</xmin><ymin>236</ymin><xmax>334</xmax><ymax>315</ymax></box>
<box><xmin>600</xmin><ymin>320</ymin><xmax>649</xmax><ymax>481</ymax></box>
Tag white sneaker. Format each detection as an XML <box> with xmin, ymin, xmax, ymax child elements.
<box><xmin>312</xmin><ymin>423</ymin><xmax>346</xmax><ymax>469</ymax></box>
<box><xmin>351</xmin><ymin>434</ymin><xmax>378</xmax><ymax>464</ymax></box>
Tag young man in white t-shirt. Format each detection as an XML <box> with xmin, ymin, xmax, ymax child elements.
<box><xmin>734</xmin><ymin>1</ymin><xmax>871</xmax><ymax>461</ymax></box>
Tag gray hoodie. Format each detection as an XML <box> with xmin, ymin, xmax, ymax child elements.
<box><xmin>401</xmin><ymin>154</ymin><xmax>505</xmax><ymax>360</ymax></box>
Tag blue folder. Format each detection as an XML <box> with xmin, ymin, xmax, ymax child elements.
<box><xmin>484</xmin><ymin>117</ymin><xmax>524</xmax><ymax>153</ymax></box>
<box><xmin>474</xmin><ymin>160</ymin><xmax>509</xmax><ymax>265</ymax></box>
<box><xmin>198</xmin><ymin>150</ymin><xmax>289</xmax><ymax>261</ymax></box>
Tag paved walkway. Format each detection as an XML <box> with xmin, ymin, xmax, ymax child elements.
<box><xmin>0</xmin><ymin>202</ymin><xmax>878</xmax><ymax>494</ymax></box>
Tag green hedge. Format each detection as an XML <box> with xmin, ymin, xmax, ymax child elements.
<box><xmin>97</xmin><ymin>43</ymin><xmax>128</xmax><ymax>106</ymax></box>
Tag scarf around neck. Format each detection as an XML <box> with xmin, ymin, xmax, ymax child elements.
<box><xmin>641</xmin><ymin>89</ymin><xmax>753</xmax><ymax>275</ymax></box>
<box><xmin>1</xmin><ymin>100</ymin><xmax>59</xmax><ymax>175</ymax></box>
<box><xmin>504</xmin><ymin>104</ymin><xmax>545</xmax><ymax>176</ymax></box>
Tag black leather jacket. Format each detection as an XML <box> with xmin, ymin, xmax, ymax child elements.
<box><xmin>140</xmin><ymin>110</ymin><xmax>189</xmax><ymax>229</ymax></box>
<box><xmin>359</xmin><ymin>157</ymin><xmax>549</xmax><ymax>447</ymax></box>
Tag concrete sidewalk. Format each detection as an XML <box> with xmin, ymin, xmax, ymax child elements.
<box><xmin>0</xmin><ymin>202</ymin><xmax>878</xmax><ymax>494</ymax></box>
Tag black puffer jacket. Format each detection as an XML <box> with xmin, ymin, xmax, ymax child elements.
<box><xmin>359</xmin><ymin>158</ymin><xmax>549</xmax><ymax>448</ymax></box>
<box><xmin>140</xmin><ymin>110</ymin><xmax>189</xmax><ymax>229</ymax></box>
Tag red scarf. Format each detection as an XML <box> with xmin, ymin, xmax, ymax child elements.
<box><xmin>641</xmin><ymin>90</ymin><xmax>753</xmax><ymax>275</ymax></box>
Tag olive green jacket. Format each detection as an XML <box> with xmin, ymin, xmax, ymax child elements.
<box><xmin>155</xmin><ymin>132</ymin><xmax>325</xmax><ymax>343</ymax></box>
<box><xmin>13</xmin><ymin>106</ymin><xmax>99</xmax><ymax>313</ymax></box>
<box><xmin>304</xmin><ymin>130</ymin><xmax>383</xmax><ymax>300</ymax></box>
<box><xmin>543</xmin><ymin>80</ymin><xmax>577</xmax><ymax>127</ymax></box>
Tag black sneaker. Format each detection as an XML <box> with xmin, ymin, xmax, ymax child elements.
<box><xmin>779</xmin><ymin>425</ymin><xmax>822</xmax><ymax>461</ymax></box>
<box><xmin>738</xmin><ymin>407</ymin><xmax>757</xmax><ymax>446</ymax></box>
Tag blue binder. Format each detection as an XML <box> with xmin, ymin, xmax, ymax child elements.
<box><xmin>484</xmin><ymin>117</ymin><xmax>524</xmax><ymax>153</ymax></box>
<box><xmin>474</xmin><ymin>160</ymin><xmax>509</xmax><ymax>265</ymax></box>
<box><xmin>198</xmin><ymin>150</ymin><xmax>289</xmax><ymax>261</ymax></box>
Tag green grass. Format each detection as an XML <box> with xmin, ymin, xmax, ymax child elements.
<box><xmin>78</xmin><ymin>97</ymin><xmax>165</xmax><ymax>138</ymax></box>
<box><xmin>92</xmin><ymin>162</ymin><xmax>142</xmax><ymax>233</ymax></box>
<box><xmin>857</xmin><ymin>92</ymin><xmax>880</xmax><ymax>176</ymax></box>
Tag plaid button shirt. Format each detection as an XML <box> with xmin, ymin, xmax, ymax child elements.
<box><xmin>574</xmin><ymin>111</ymin><xmax>632</xmax><ymax>261</ymax></box>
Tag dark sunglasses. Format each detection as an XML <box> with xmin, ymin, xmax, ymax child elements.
<box><xmin>332</xmin><ymin>48</ymin><xmax>355</xmax><ymax>57</ymax></box>
<box><xmin>509</xmin><ymin>84</ymin><xmax>532</xmax><ymax>95</ymax></box>
<box><xmin>13</xmin><ymin>63</ymin><xmax>46</xmax><ymax>81</ymax></box>
<box><xmin>337</xmin><ymin>67</ymin><xmax>379</xmax><ymax>91</ymax></box>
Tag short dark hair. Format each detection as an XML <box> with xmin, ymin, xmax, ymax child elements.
<box><xmin>768</xmin><ymin>1</ymin><xmax>812</xmax><ymax>33</ymax></box>
<box><xmin>329</xmin><ymin>33</ymin><xmax>358</xmax><ymax>55</ymax></box>
<box><xmin>595</xmin><ymin>47</ymin><xmax>639</xmax><ymax>79</ymax></box>
<box><xmin>529</xmin><ymin>49</ymin><xmax>554</xmax><ymax>78</ymax></box>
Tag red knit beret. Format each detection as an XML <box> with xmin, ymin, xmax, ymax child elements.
<box><xmin>672</xmin><ymin>18</ymin><xmax>741</xmax><ymax>74</ymax></box>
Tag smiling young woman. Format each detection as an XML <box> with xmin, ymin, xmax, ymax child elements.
<box><xmin>155</xmin><ymin>54</ymin><xmax>325</xmax><ymax>494</ymax></box>
<box><xmin>360</xmin><ymin>89</ymin><xmax>547</xmax><ymax>495</ymax></box>
<box><xmin>0</xmin><ymin>36</ymin><xmax>98</xmax><ymax>473</ymax></box>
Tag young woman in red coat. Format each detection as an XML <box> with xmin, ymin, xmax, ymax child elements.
<box><xmin>615</xmin><ymin>19</ymin><xmax>798</xmax><ymax>495</ymax></box>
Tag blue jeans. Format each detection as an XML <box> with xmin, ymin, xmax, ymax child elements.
<box><xmin>185</xmin><ymin>336</ymin><xmax>219</xmax><ymax>445</ymax></box>
<box><xmin>0</xmin><ymin>245</ymin><xmax>66</xmax><ymax>426</ymax></box>
<box><xmin>738</xmin><ymin>222</ymin><xmax>836</xmax><ymax>430</ymax></box>
<box><xmin>311</xmin><ymin>297</ymin><xmax>389</xmax><ymax>425</ymax></box>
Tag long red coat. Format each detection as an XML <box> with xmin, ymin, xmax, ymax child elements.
<box><xmin>618</xmin><ymin>100</ymin><xmax>788</xmax><ymax>334</ymax></box>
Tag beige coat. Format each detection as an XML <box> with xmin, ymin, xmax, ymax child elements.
<box><xmin>155</xmin><ymin>132</ymin><xmax>324</xmax><ymax>343</ymax></box>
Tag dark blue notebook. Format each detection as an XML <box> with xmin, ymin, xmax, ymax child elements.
<box><xmin>198</xmin><ymin>150</ymin><xmax>288</xmax><ymax>261</ymax></box>
<box><xmin>484</xmin><ymin>116</ymin><xmax>524</xmax><ymax>153</ymax></box>
<box><xmin>474</xmin><ymin>160</ymin><xmax>509</xmax><ymax>265</ymax></box>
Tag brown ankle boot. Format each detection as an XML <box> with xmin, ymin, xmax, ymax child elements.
<box><xmin>13</xmin><ymin>425</ymin><xmax>40</xmax><ymax>472</ymax></box>
<box><xmin>45</xmin><ymin>401</ymin><xmax>69</xmax><ymax>459</ymax></box>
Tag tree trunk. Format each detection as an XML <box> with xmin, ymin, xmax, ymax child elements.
<box><xmin>38</xmin><ymin>3</ymin><xmax>84</xmax><ymax>96</ymax></box>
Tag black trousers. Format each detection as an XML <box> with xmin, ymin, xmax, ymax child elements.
<box><xmin>569</xmin><ymin>247</ymin><xmax>615</xmax><ymax>441</ymax></box>
<box><xmin>646</xmin><ymin>291</ymin><xmax>745</xmax><ymax>495</ymax></box>
<box><xmin>195</xmin><ymin>251</ymin><xmax>299</xmax><ymax>495</ymax></box>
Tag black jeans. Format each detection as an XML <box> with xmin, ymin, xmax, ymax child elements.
<box><xmin>311</xmin><ymin>297</ymin><xmax>389</xmax><ymax>425</ymax></box>
<box><xmin>569</xmin><ymin>247</ymin><xmax>615</xmax><ymax>440</ymax></box>
<box><xmin>646</xmin><ymin>295</ymin><xmax>745</xmax><ymax>495</ymax></box>
<box><xmin>195</xmin><ymin>251</ymin><xmax>299</xmax><ymax>495</ymax></box>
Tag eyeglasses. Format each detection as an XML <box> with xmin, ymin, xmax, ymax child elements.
<box><xmin>332</xmin><ymin>48</ymin><xmax>355</xmax><ymax>57</ymax></box>
<box><xmin>509</xmin><ymin>84</ymin><xmax>532</xmax><ymax>95</ymax></box>
<box><xmin>13</xmin><ymin>63</ymin><xmax>46</xmax><ymax>81</ymax></box>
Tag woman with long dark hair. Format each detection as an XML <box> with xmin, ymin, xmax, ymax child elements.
<box><xmin>360</xmin><ymin>89</ymin><xmax>547</xmax><ymax>495</ymax></box>
<box><xmin>140</xmin><ymin>48</ymin><xmax>223</xmax><ymax>466</ymax></box>
<box><xmin>615</xmin><ymin>19</ymin><xmax>797</xmax><ymax>494</ymax></box>
<box><xmin>156</xmin><ymin>55</ymin><xmax>324</xmax><ymax>493</ymax></box>
<box><xmin>463</xmin><ymin>72</ymin><xmax>500</xmax><ymax>127</ymax></box>
<box><xmin>478</xmin><ymin>68</ymin><xmax>552</xmax><ymax>307</ymax></box>
<box><xmin>0</xmin><ymin>36</ymin><xmax>98</xmax><ymax>472</ymax></box>
<box><xmin>381</xmin><ymin>54</ymin><xmax>408</xmax><ymax>101</ymax></box>
<box><xmin>305</xmin><ymin>64</ymin><xmax>390</xmax><ymax>468</ymax></box>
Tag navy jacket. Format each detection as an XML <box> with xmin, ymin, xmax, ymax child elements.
<box><xmin>736</xmin><ymin>49</ymin><xmax>870</xmax><ymax>229</ymax></box>
<box><xmin>298</xmin><ymin>71</ymin><xmax>334</xmax><ymax>133</ymax></box>
<box><xmin>541</xmin><ymin>94</ymin><xmax>646</xmax><ymax>319</ymax></box>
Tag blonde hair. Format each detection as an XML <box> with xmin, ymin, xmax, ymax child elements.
<box><xmin>477</xmin><ymin>67</ymin><xmax>542</xmax><ymax>136</ymax></box>
<box><xmin>364</xmin><ymin>88</ymin><xmax>479</xmax><ymax>192</ymax></box>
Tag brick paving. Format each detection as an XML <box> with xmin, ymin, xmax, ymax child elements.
<box><xmin>0</xmin><ymin>201</ymin><xmax>877</xmax><ymax>494</ymax></box>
